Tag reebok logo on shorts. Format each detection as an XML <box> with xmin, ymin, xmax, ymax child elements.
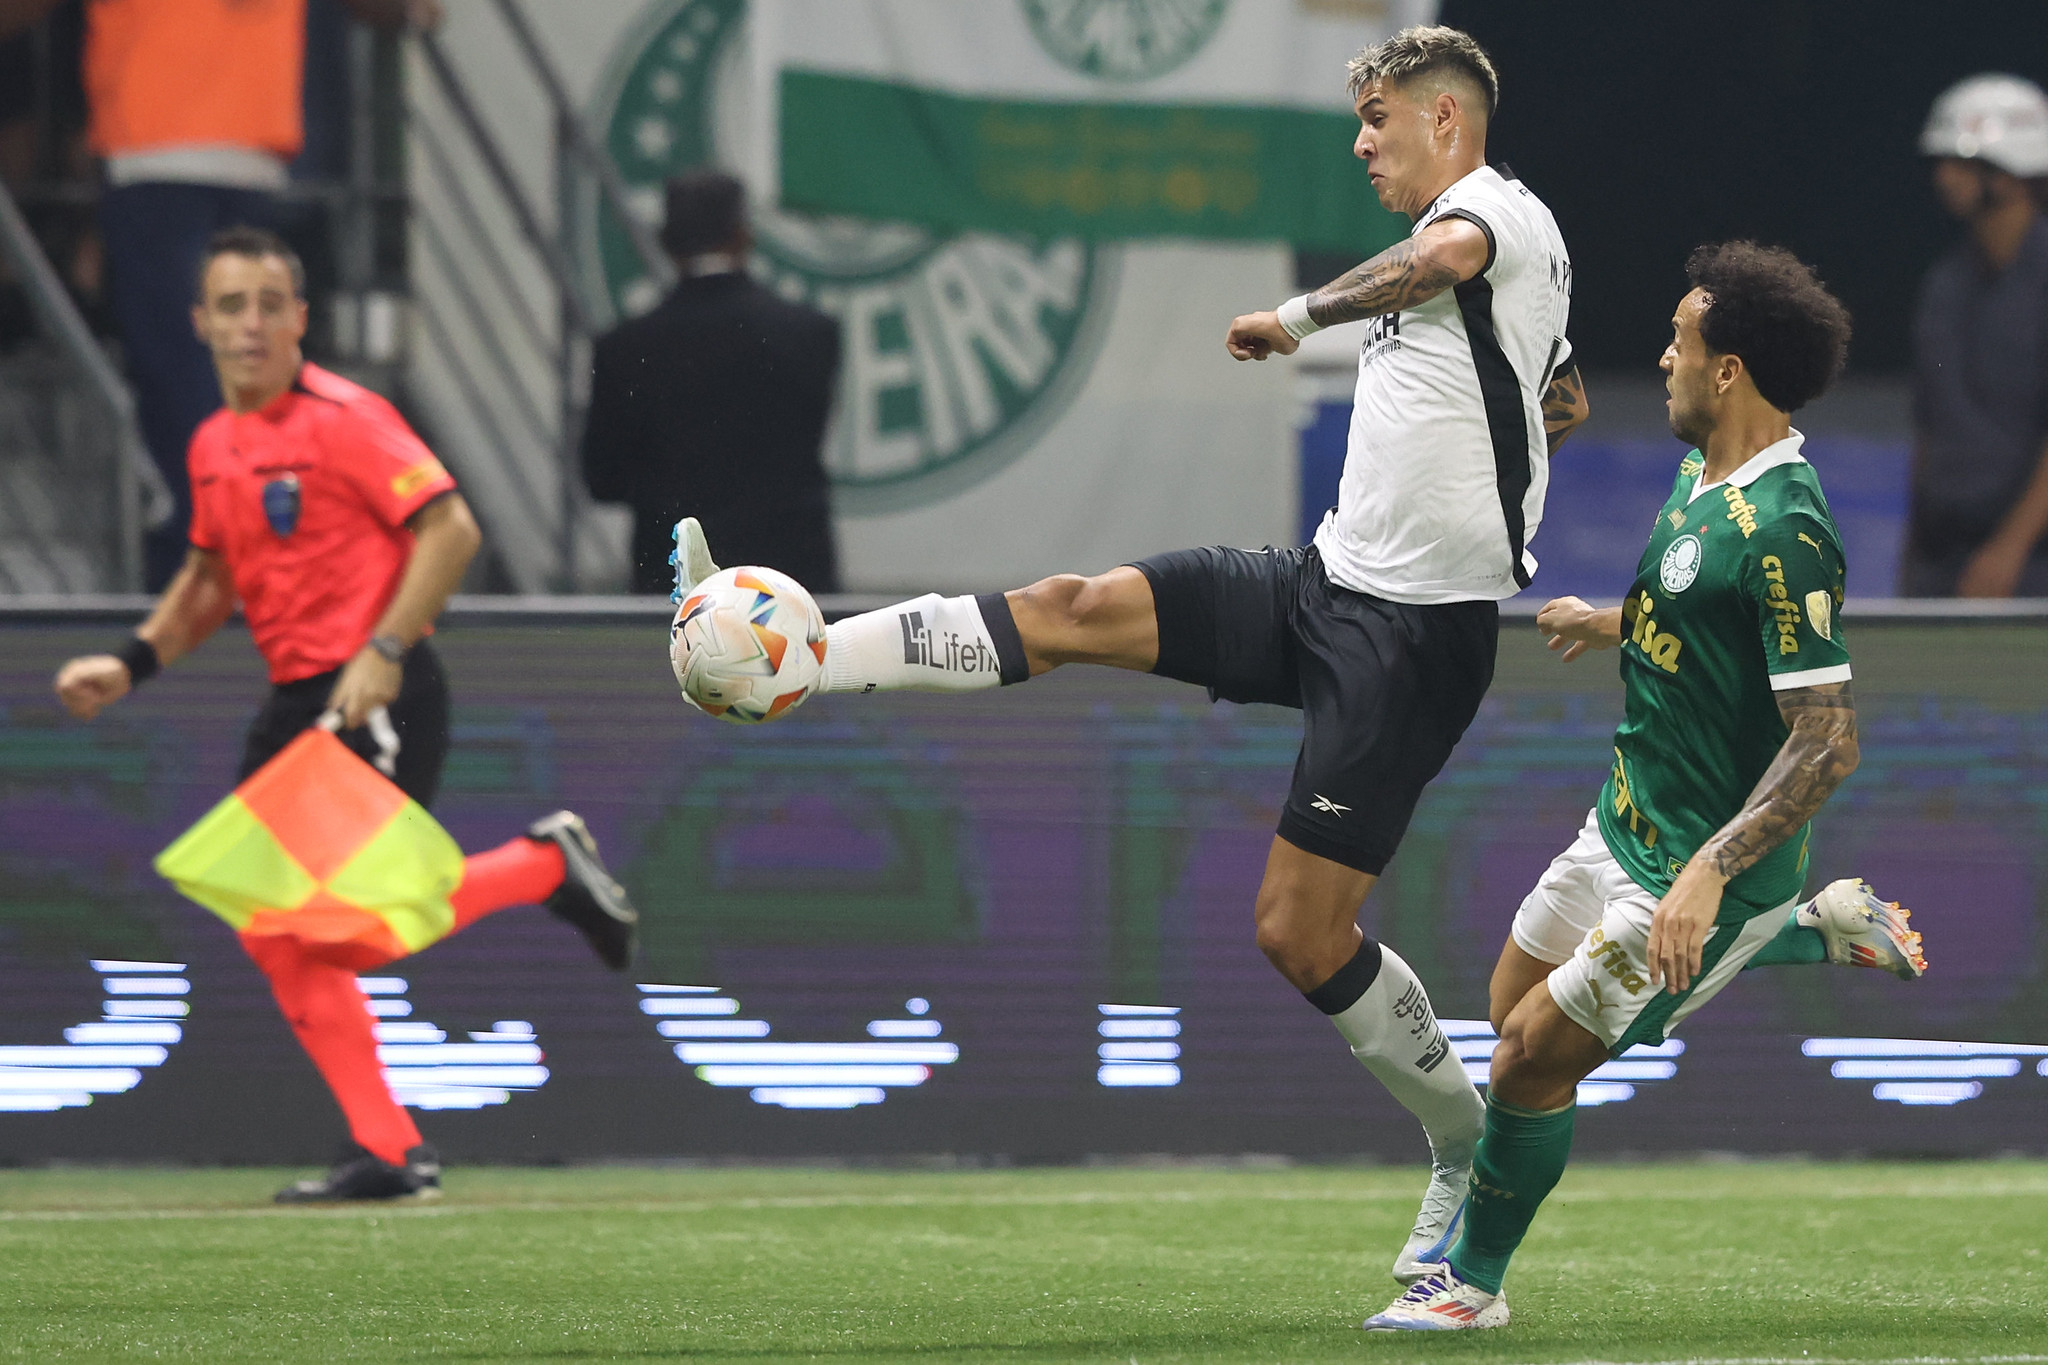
<box><xmin>1311</xmin><ymin>794</ymin><xmax>1350</xmax><ymax>816</ymax></box>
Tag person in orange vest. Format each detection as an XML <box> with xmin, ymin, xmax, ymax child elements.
<box><xmin>0</xmin><ymin>0</ymin><xmax>437</xmax><ymax>586</ymax></box>
<box><xmin>53</xmin><ymin>226</ymin><xmax>636</xmax><ymax>1203</ymax></box>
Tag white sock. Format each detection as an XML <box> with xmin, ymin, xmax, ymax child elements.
<box><xmin>1321</xmin><ymin>943</ymin><xmax>1484</xmax><ymax>1170</ymax></box>
<box><xmin>821</xmin><ymin>592</ymin><xmax>1030</xmax><ymax>693</ymax></box>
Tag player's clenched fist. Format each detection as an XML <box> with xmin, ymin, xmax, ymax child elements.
<box><xmin>54</xmin><ymin>655</ymin><xmax>133</xmax><ymax>720</ymax></box>
<box><xmin>1536</xmin><ymin>596</ymin><xmax>1623</xmax><ymax>663</ymax></box>
<box><xmin>1225</xmin><ymin>310</ymin><xmax>1299</xmax><ymax>361</ymax></box>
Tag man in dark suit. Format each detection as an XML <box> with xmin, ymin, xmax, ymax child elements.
<box><xmin>584</xmin><ymin>171</ymin><xmax>842</xmax><ymax>595</ymax></box>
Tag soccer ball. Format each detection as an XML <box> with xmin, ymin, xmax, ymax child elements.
<box><xmin>669</xmin><ymin>567</ymin><xmax>827</xmax><ymax>723</ymax></box>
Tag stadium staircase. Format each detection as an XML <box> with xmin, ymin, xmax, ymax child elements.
<box><xmin>0</xmin><ymin>178</ymin><xmax>168</xmax><ymax>594</ymax></box>
<box><xmin>405</xmin><ymin>0</ymin><xmax>674</xmax><ymax>592</ymax></box>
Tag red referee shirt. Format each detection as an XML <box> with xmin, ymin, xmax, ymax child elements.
<box><xmin>187</xmin><ymin>363</ymin><xmax>458</xmax><ymax>684</ymax></box>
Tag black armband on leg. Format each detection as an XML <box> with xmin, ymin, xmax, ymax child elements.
<box><xmin>115</xmin><ymin>636</ymin><xmax>161</xmax><ymax>686</ymax></box>
<box><xmin>1303</xmin><ymin>938</ymin><xmax>1385</xmax><ymax>1015</ymax></box>
<box><xmin>973</xmin><ymin>592</ymin><xmax>1032</xmax><ymax>686</ymax></box>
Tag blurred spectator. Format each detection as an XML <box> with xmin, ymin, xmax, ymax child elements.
<box><xmin>0</xmin><ymin>0</ymin><xmax>433</xmax><ymax>588</ymax></box>
<box><xmin>1908</xmin><ymin>75</ymin><xmax>2048</xmax><ymax>597</ymax></box>
<box><xmin>0</xmin><ymin>2</ymin><xmax>94</xmax><ymax>349</ymax></box>
<box><xmin>583</xmin><ymin>171</ymin><xmax>842</xmax><ymax>596</ymax></box>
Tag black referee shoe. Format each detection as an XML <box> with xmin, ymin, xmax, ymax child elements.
<box><xmin>527</xmin><ymin>810</ymin><xmax>638</xmax><ymax>970</ymax></box>
<box><xmin>274</xmin><ymin>1142</ymin><xmax>442</xmax><ymax>1204</ymax></box>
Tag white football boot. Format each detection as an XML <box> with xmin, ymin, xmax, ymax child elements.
<box><xmin>1363</xmin><ymin>1262</ymin><xmax>1508</xmax><ymax>1332</ymax></box>
<box><xmin>668</xmin><ymin>517</ymin><xmax>722</xmax><ymax>602</ymax></box>
<box><xmin>1390</xmin><ymin>1162</ymin><xmax>1468</xmax><ymax>1284</ymax></box>
<box><xmin>1799</xmin><ymin>879</ymin><xmax>1926</xmax><ymax>980</ymax></box>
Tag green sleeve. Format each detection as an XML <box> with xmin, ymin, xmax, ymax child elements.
<box><xmin>1746</xmin><ymin>513</ymin><xmax>1851</xmax><ymax>686</ymax></box>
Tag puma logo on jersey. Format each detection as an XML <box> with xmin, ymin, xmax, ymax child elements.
<box><xmin>1311</xmin><ymin>794</ymin><xmax>1350</xmax><ymax>816</ymax></box>
<box><xmin>1798</xmin><ymin>531</ymin><xmax>1828</xmax><ymax>560</ymax></box>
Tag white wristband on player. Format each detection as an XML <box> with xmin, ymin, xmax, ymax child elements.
<box><xmin>1276</xmin><ymin>294</ymin><xmax>1322</xmax><ymax>341</ymax></box>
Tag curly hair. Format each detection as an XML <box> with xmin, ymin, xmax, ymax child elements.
<box><xmin>1346</xmin><ymin>25</ymin><xmax>1499</xmax><ymax>120</ymax></box>
<box><xmin>1685</xmin><ymin>242</ymin><xmax>1851</xmax><ymax>412</ymax></box>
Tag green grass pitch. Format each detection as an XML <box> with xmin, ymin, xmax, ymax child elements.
<box><xmin>2</xmin><ymin>1160</ymin><xmax>2045</xmax><ymax>1363</ymax></box>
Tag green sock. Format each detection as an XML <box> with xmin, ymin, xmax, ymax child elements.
<box><xmin>1743</xmin><ymin>907</ymin><xmax>1827</xmax><ymax>968</ymax></box>
<box><xmin>1445</xmin><ymin>1095</ymin><xmax>1576</xmax><ymax>1295</ymax></box>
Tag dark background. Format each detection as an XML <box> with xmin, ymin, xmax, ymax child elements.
<box><xmin>3</xmin><ymin>617</ymin><xmax>2045</xmax><ymax>1164</ymax></box>
<box><xmin>1427</xmin><ymin>0</ymin><xmax>2048</xmax><ymax>373</ymax></box>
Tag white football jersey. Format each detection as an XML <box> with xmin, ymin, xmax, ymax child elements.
<box><xmin>1312</xmin><ymin>164</ymin><xmax>1573</xmax><ymax>604</ymax></box>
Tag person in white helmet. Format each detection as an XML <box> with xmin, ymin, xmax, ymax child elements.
<box><xmin>1908</xmin><ymin>74</ymin><xmax>2048</xmax><ymax>597</ymax></box>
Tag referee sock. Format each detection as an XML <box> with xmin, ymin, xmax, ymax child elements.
<box><xmin>242</xmin><ymin>934</ymin><xmax>422</xmax><ymax>1167</ymax></box>
<box><xmin>821</xmin><ymin>593</ymin><xmax>1030</xmax><ymax>693</ymax></box>
<box><xmin>1447</xmin><ymin>1096</ymin><xmax>1577</xmax><ymax>1295</ymax></box>
<box><xmin>1311</xmin><ymin>941</ymin><xmax>1485</xmax><ymax>1173</ymax></box>
<box><xmin>450</xmin><ymin>838</ymin><xmax>567</xmax><ymax>930</ymax></box>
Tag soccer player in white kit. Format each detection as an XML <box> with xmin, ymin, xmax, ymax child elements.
<box><xmin>673</xmin><ymin>26</ymin><xmax>1584</xmax><ymax>1300</ymax></box>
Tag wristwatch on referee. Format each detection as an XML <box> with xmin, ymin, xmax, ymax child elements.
<box><xmin>366</xmin><ymin>633</ymin><xmax>408</xmax><ymax>664</ymax></box>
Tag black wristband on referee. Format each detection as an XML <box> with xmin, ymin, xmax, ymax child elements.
<box><xmin>114</xmin><ymin>636</ymin><xmax>161</xmax><ymax>686</ymax></box>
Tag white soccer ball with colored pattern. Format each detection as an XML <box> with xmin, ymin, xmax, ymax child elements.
<box><xmin>669</xmin><ymin>566</ymin><xmax>826</xmax><ymax>724</ymax></box>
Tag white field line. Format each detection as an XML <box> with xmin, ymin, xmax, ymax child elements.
<box><xmin>2</xmin><ymin>1179</ymin><xmax>2047</xmax><ymax>1223</ymax></box>
<box><xmin>1546</xmin><ymin>1358</ymin><xmax>2048</xmax><ymax>1365</ymax></box>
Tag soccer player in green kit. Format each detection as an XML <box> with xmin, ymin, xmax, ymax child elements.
<box><xmin>1368</xmin><ymin>242</ymin><xmax>1922</xmax><ymax>1331</ymax></box>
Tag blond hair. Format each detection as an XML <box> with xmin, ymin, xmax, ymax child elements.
<box><xmin>1346</xmin><ymin>25</ymin><xmax>1499</xmax><ymax>121</ymax></box>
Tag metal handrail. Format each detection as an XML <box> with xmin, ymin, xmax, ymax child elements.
<box><xmin>0</xmin><ymin>178</ymin><xmax>172</xmax><ymax>591</ymax></box>
<box><xmin>409</xmin><ymin>3</ymin><xmax>684</xmax><ymax>591</ymax></box>
<box><xmin>415</xmin><ymin>30</ymin><xmax>599</xmax><ymax>337</ymax></box>
<box><xmin>415</xmin><ymin>211</ymin><xmax>557</xmax><ymax>449</ymax></box>
<box><xmin>489</xmin><ymin>0</ymin><xmax>674</xmax><ymax>293</ymax></box>
<box><xmin>411</xmin><ymin>115</ymin><xmax>556</xmax><ymax>361</ymax></box>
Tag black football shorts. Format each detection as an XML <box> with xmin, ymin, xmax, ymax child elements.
<box><xmin>1130</xmin><ymin>545</ymin><xmax>1498</xmax><ymax>876</ymax></box>
<box><xmin>238</xmin><ymin>639</ymin><xmax>453</xmax><ymax>809</ymax></box>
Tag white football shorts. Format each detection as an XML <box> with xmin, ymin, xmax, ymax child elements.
<box><xmin>1512</xmin><ymin>809</ymin><xmax>1790</xmax><ymax>1051</ymax></box>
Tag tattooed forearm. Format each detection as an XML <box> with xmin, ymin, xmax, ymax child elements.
<box><xmin>1306</xmin><ymin>238</ymin><xmax>1464</xmax><ymax>327</ymax></box>
<box><xmin>1698</xmin><ymin>683</ymin><xmax>1859</xmax><ymax>880</ymax></box>
<box><xmin>1543</xmin><ymin>365</ymin><xmax>1588</xmax><ymax>454</ymax></box>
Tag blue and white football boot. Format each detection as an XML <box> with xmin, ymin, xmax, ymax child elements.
<box><xmin>668</xmin><ymin>517</ymin><xmax>722</xmax><ymax>603</ymax></box>
<box><xmin>1391</xmin><ymin>1162</ymin><xmax>1468</xmax><ymax>1284</ymax></box>
<box><xmin>1364</xmin><ymin>1262</ymin><xmax>1508</xmax><ymax>1332</ymax></box>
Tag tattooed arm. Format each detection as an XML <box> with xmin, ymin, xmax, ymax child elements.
<box><xmin>1645</xmin><ymin>682</ymin><xmax>1860</xmax><ymax>992</ymax></box>
<box><xmin>1224</xmin><ymin>217</ymin><xmax>1491</xmax><ymax>361</ymax></box>
<box><xmin>1543</xmin><ymin>365</ymin><xmax>1589</xmax><ymax>454</ymax></box>
<box><xmin>1304</xmin><ymin>218</ymin><xmax>1490</xmax><ymax>325</ymax></box>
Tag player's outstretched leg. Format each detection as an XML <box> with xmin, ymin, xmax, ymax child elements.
<box><xmin>1744</xmin><ymin>878</ymin><xmax>1926</xmax><ymax>979</ymax></box>
<box><xmin>1492</xmin><ymin>875</ymin><xmax>1928</xmax><ymax>1038</ymax></box>
<box><xmin>673</xmin><ymin>516</ymin><xmax>1162</xmax><ymax>695</ymax></box>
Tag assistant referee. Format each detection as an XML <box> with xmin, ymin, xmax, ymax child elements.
<box><xmin>55</xmin><ymin>227</ymin><xmax>637</xmax><ymax>1203</ymax></box>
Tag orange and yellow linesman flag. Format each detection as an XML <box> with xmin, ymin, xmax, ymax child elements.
<box><xmin>154</xmin><ymin>728</ymin><xmax>463</xmax><ymax>968</ymax></box>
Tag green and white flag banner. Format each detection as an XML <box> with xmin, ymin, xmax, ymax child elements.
<box><xmin>758</xmin><ymin>0</ymin><xmax>1429</xmax><ymax>248</ymax></box>
<box><xmin>403</xmin><ymin>0</ymin><xmax>1438</xmax><ymax>593</ymax></box>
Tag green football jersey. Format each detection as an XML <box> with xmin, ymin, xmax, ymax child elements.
<box><xmin>1595</xmin><ymin>436</ymin><xmax>1852</xmax><ymax>922</ymax></box>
